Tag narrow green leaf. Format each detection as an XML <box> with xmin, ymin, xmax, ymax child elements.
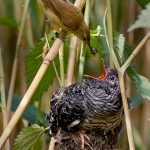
<box><xmin>29</xmin><ymin>0</ymin><xmax>40</xmax><ymax>39</ymax></box>
<box><xmin>13</xmin><ymin>124</ymin><xmax>45</xmax><ymax>150</ymax></box>
<box><xmin>133</xmin><ymin>127</ymin><xmax>147</xmax><ymax>150</ymax></box>
<box><xmin>136</xmin><ymin>0</ymin><xmax>150</xmax><ymax>8</ymax></box>
<box><xmin>90</xmin><ymin>25</ymin><xmax>103</xmax><ymax>37</ymax></box>
<box><xmin>128</xmin><ymin>3</ymin><xmax>150</xmax><ymax>31</ymax></box>
<box><xmin>136</xmin><ymin>75</ymin><xmax>150</xmax><ymax>100</ymax></box>
<box><xmin>0</xmin><ymin>17</ymin><xmax>18</xmax><ymax>28</ymax></box>
<box><xmin>116</xmin><ymin>34</ymin><xmax>125</xmax><ymax>62</ymax></box>
<box><xmin>113</xmin><ymin>32</ymin><xmax>143</xmax><ymax>100</ymax></box>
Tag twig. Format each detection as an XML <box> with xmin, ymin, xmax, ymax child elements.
<box><xmin>118</xmin><ymin>31</ymin><xmax>150</xmax><ymax>150</ymax></box>
<box><xmin>103</xmin><ymin>6</ymin><xmax>135</xmax><ymax>150</ymax></box>
<box><xmin>0</xmin><ymin>47</ymin><xmax>10</xmax><ymax>150</ymax></box>
<box><xmin>121</xmin><ymin>31</ymin><xmax>150</xmax><ymax>73</ymax></box>
<box><xmin>7</xmin><ymin>0</ymin><xmax>30</xmax><ymax>119</ymax></box>
<box><xmin>118</xmin><ymin>72</ymin><xmax>135</xmax><ymax>150</ymax></box>
<box><xmin>106</xmin><ymin>0</ymin><xmax>114</xmax><ymax>67</ymax></box>
<box><xmin>45</xmin><ymin>34</ymin><xmax>62</xmax><ymax>86</ymax></box>
<box><xmin>66</xmin><ymin>36</ymin><xmax>78</xmax><ymax>86</ymax></box>
<box><xmin>103</xmin><ymin>8</ymin><xmax>120</xmax><ymax>69</ymax></box>
<box><xmin>0</xmin><ymin>0</ymin><xmax>86</xmax><ymax>148</ymax></box>
<box><xmin>59</xmin><ymin>45</ymin><xmax>65</xmax><ymax>87</ymax></box>
<box><xmin>78</xmin><ymin>0</ymin><xmax>91</xmax><ymax>82</ymax></box>
<box><xmin>0</xmin><ymin>38</ymin><xmax>63</xmax><ymax>148</ymax></box>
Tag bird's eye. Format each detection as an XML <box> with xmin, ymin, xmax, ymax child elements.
<box><xmin>109</xmin><ymin>75</ymin><xmax>115</xmax><ymax>80</ymax></box>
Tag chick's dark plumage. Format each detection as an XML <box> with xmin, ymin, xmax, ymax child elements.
<box><xmin>47</xmin><ymin>67</ymin><xmax>123</xmax><ymax>150</ymax></box>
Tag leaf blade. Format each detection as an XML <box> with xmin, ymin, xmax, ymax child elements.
<box><xmin>128</xmin><ymin>3</ymin><xmax>150</xmax><ymax>31</ymax></box>
<box><xmin>13</xmin><ymin>124</ymin><xmax>45</xmax><ymax>150</ymax></box>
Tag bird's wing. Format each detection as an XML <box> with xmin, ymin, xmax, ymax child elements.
<box><xmin>42</xmin><ymin>0</ymin><xmax>62</xmax><ymax>21</ymax></box>
<box><xmin>48</xmin><ymin>0</ymin><xmax>84</xmax><ymax>30</ymax></box>
<box><xmin>50</xmin><ymin>83</ymin><xmax>86</xmax><ymax>133</ymax></box>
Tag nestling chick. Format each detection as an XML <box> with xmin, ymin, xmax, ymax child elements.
<box><xmin>40</xmin><ymin>0</ymin><xmax>96</xmax><ymax>55</ymax></box>
<box><xmin>47</xmin><ymin>66</ymin><xmax>123</xmax><ymax>149</ymax></box>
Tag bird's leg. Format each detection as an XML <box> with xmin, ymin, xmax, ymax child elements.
<box><xmin>46</xmin><ymin>19</ymin><xmax>64</xmax><ymax>41</ymax></box>
<box><xmin>55</xmin><ymin>29</ymin><xmax>67</xmax><ymax>42</ymax></box>
<box><xmin>55</xmin><ymin>32</ymin><xmax>65</xmax><ymax>42</ymax></box>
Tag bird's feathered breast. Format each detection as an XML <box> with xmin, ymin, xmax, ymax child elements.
<box><xmin>49</xmin><ymin>79</ymin><xmax>122</xmax><ymax>134</ymax></box>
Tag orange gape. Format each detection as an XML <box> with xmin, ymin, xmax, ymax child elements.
<box><xmin>96</xmin><ymin>68</ymin><xmax>107</xmax><ymax>81</ymax></box>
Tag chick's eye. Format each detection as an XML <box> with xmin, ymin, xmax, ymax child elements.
<box><xmin>109</xmin><ymin>75</ymin><xmax>115</xmax><ymax>80</ymax></box>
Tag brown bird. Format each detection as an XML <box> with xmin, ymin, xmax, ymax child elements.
<box><xmin>40</xmin><ymin>0</ymin><xmax>96</xmax><ymax>55</ymax></box>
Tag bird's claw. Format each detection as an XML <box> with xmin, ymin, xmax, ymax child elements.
<box><xmin>55</xmin><ymin>32</ymin><xmax>65</xmax><ymax>42</ymax></box>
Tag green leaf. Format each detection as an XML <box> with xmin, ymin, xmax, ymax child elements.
<box><xmin>113</xmin><ymin>32</ymin><xmax>142</xmax><ymax>96</ymax></box>
<box><xmin>133</xmin><ymin>127</ymin><xmax>147</xmax><ymax>150</ymax></box>
<box><xmin>11</xmin><ymin>94</ymin><xmax>47</xmax><ymax>126</ymax></box>
<box><xmin>0</xmin><ymin>17</ymin><xmax>18</xmax><ymax>28</ymax></box>
<box><xmin>128</xmin><ymin>3</ymin><xmax>150</xmax><ymax>31</ymax></box>
<box><xmin>26</xmin><ymin>33</ymin><xmax>70</xmax><ymax>102</ymax></box>
<box><xmin>116</xmin><ymin>34</ymin><xmax>125</xmax><ymax>62</ymax></box>
<box><xmin>26</xmin><ymin>34</ymin><xmax>59</xmax><ymax>102</ymax></box>
<box><xmin>13</xmin><ymin>124</ymin><xmax>45</xmax><ymax>150</ymax></box>
<box><xmin>90</xmin><ymin>25</ymin><xmax>103</xmax><ymax>37</ymax></box>
<box><xmin>0</xmin><ymin>93</ymin><xmax>48</xmax><ymax>126</ymax></box>
<box><xmin>136</xmin><ymin>0</ymin><xmax>150</xmax><ymax>8</ymax></box>
<box><xmin>135</xmin><ymin>75</ymin><xmax>150</xmax><ymax>100</ymax></box>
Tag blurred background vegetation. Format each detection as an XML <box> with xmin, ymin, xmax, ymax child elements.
<box><xmin>0</xmin><ymin>0</ymin><xmax>150</xmax><ymax>149</ymax></box>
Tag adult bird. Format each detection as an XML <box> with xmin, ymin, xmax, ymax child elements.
<box><xmin>39</xmin><ymin>0</ymin><xmax>96</xmax><ymax>55</ymax></box>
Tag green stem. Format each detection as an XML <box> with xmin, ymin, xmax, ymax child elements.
<box><xmin>59</xmin><ymin>45</ymin><xmax>65</xmax><ymax>86</ymax></box>
<box><xmin>103</xmin><ymin>9</ymin><xmax>120</xmax><ymax>69</ymax></box>
<box><xmin>78</xmin><ymin>44</ymin><xmax>86</xmax><ymax>82</ymax></box>
<box><xmin>78</xmin><ymin>0</ymin><xmax>90</xmax><ymax>82</ymax></box>
<box><xmin>106</xmin><ymin>0</ymin><xmax>114</xmax><ymax>67</ymax></box>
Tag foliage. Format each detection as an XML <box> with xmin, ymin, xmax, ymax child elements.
<box><xmin>1</xmin><ymin>0</ymin><xmax>150</xmax><ymax>149</ymax></box>
<box><xmin>136</xmin><ymin>0</ymin><xmax>150</xmax><ymax>8</ymax></box>
<box><xmin>114</xmin><ymin>33</ymin><xmax>150</xmax><ymax>101</ymax></box>
<box><xmin>13</xmin><ymin>124</ymin><xmax>46</xmax><ymax>150</ymax></box>
<box><xmin>128</xmin><ymin>3</ymin><xmax>150</xmax><ymax>31</ymax></box>
<box><xmin>115</xmin><ymin>34</ymin><xmax>125</xmax><ymax>62</ymax></box>
<box><xmin>0</xmin><ymin>17</ymin><xmax>18</xmax><ymax>28</ymax></box>
<box><xmin>136</xmin><ymin>75</ymin><xmax>150</xmax><ymax>100</ymax></box>
<box><xmin>26</xmin><ymin>33</ymin><xmax>70</xmax><ymax>102</ymax></box>
<box><xmin>26</xmin><ymin>34</ymin><xmax>58</xmax><ymax>102</ymax></box>
<box><xmin>10</xmin><ymin>94</ymin><xmax>47</xmax><ymax>126</ymax></box>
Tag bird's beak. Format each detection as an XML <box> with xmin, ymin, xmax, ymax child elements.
<box><xmin>96</xmin><ymin>68</ymin><xmax>107</xmax><ymax>80</ymax></box>
<box><xmin>96</xmin><ymin>59</ymin><xmax>107</xmax><ymax>80</ymax></box>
